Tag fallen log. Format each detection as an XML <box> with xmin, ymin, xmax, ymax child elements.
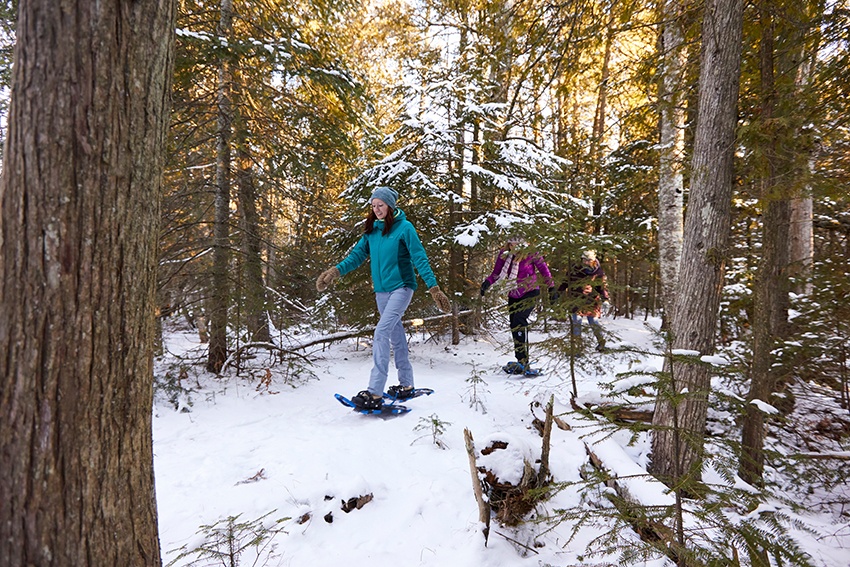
<box><xmin>570</xmin><ymin>397</ymin><xmax>654</xmax><ymax>423</ymax></box>
<box><xmin>290</xmin><ymin>310</ymin><xmax>478</xmax><ymax>350</ymax></box>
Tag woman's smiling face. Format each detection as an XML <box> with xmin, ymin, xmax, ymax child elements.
<box><xmin>371</xmin><ymin>198</ymin><xmax>389</xmax><ymax>219</ymax></box>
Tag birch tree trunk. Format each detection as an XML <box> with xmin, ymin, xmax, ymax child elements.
<box><xmin>656</xmin><ymin>0</ymin><xmax>688</xmax><ymax>324</ymax></box>
<box><xmin>208</xmin><ymin>0</ymin><xmax>234</xmax><ymax>373</ymax></box>
<box><xmin>0</xmin><ymin>0</ymin><xmax>175</xmax><ymax>564</ymax></box>
<box><xmin>649</xmin><ymin>0</ymin><xmax>745</xmax><ymax>486</ymax></box>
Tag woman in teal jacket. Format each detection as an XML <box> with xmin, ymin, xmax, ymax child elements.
<box><xmin>316</xmin><ymin>187</ymin><xmax>450</xmax><ymax>410</ymax></box>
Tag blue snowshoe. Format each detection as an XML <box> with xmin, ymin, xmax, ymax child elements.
<box><xmin>502</xmin><ymin>361</ymin><xmax>543</xmax><ymax>377</ymax></box>
<box><xmin>335</xmin><ymin>392</ymin><xmax>410</xmax><ymax>416</ymax></box>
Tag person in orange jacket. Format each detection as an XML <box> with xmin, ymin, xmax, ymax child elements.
<box><xmin>557</xmin><ymin>249</ymin><xmax>609</xmax><ymax>352</ymax></box>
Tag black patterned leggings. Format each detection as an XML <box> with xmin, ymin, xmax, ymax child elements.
<box><xmin>507</xmin><ymin>289</ymin><xmax>540</xmax><ymax>365</ymax></box>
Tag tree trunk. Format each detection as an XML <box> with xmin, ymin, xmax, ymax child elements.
<box><xmin>450</xmin><ymin>24</ymin><xmax>468</xmax><ymax>346</ymax></box>
<box><xmin>656</xmin><ymin>0</ymin><xmax>688</xmax><ymax>325</ymax></box>
<box><xmin>479</xmin><ymin>0</ymin><xmax>513</xmax><ymax>209</ymax></box>
<box><xmin>649</xmin><ymin>0</ymin><xmax>745</xmax><ymax>486</ymax></box>
<box><xmin>208</xmin><ymin>0</ymin><xmax>234</xmax><ymax>373</ymax></box>
<box><xmin>740</xmin><ymin>201</ymin><xmax>790</xmax><ymax>485</ymax></box>
<box><xmin>739</xmin><ymin>0</ymin><xmax>813</xmax><ymax>485</ymax></box>
<box><xmin>0</xmin><ymin>1</ymin><xmax>175</xmax><ymax>565</ymax></box>
<box><xmin>787</xmin><ymin>8</ymin><xmax>819</xmax><ymax>296</ymax></box>
<box><xmin>739</xmin><ymin>11</ymin><xmax>784</xmax><ymax>480</ymax></box>
<box><xmin>789</xmin><ymin>196</ymin><xmax>813</xmax><ymax>293</ymax></box>
<box><xmin>450</xmin><ymin>199</ymin><xmax>463</xmax><ymax>346</ymax></box>
<box><xmin>235</xmin><ymin>113</ymin><xmax>270</xmax><ymax>343</ymax></box>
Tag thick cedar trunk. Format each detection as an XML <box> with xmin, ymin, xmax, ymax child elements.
<box><xmin>657</xmin><ymin>0</ymin><xmax>688</xmax><ymax>324</ymax></box>
<box><xmin>650</xmin><ymin>0</ymin><xmax>744</xmax><ymax>485</ymax></box>
<box><xmin>0</xmin><ymin>1</ymin><xmax>175</xmax><ymax>565</ymax></box>
<box><xmin>208</xmin><ymin>0</ymin><xmax>234</xmax><ymax>373</ymax></box>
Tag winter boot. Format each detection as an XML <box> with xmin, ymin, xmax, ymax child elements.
<box><xmin>386</xmin><ymin>385</ymin><xmax>415</xmax><ymax>400</ymax></box>
<box><xmin>351</xmin><ymin>390</ymin><xmax>383</xmax><ymax>410</ymax></box>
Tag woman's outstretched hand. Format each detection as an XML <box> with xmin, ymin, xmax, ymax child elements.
<box><xmin>429</xmin><ymin>286</ymin><xmax>451</xmax><ymax>313</ymax></box>
<box><xmin>479</xmin><ymin>280</ymin><xmax>491</xmax><ymax>296</ymax></box>
<box><xmin>316</xmin><ymin>267</ymin><xmax>340</xmax><ymax>291</ymax></box>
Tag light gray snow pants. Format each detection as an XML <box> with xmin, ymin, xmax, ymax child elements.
<box><xmin>368</xmin><ymin>287</ymin><xmax>414</xmax><ymax>395</ymax></box>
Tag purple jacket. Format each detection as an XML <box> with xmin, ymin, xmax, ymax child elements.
<box><xmin>484</xmin><ymin>249</ymin><xmax>554</xmax><ymax>299</ymax></box>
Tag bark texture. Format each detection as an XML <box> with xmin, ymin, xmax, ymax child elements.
<box><xmin>788</xmin><ymin>196</ymin><xmax>813</xmax><ymax>292</ymax></box>
<box><xmin>740</xmin><ymin>200</ymin><xmax>790</xmax><ymax>484</ymax></box>
<box><xmin>0</xmin><ymin>1</ymin><xmax>175</xmax><ymax>565</ymax></box>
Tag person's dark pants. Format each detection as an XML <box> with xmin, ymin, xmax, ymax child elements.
<box><xmin>507</xmin><ymin>289</ymin><xmax>539</xmax><ymax>365</ymax></box>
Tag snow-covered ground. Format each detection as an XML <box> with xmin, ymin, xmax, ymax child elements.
<box><xmin>153</xmin><ymin>315</ymin><xmax>850</xmax><ymax>567</ymax></box>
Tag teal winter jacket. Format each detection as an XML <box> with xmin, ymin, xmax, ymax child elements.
<box><xmin>335</xmin><ymin>209</ymin><xmax>438</xmax><ymax>293</ymax></box>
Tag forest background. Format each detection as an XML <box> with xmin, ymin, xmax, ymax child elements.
<box><xmin>0</xmin><ymin>0</ymin><xmax>848</xmax><ymax>565</ymax></box>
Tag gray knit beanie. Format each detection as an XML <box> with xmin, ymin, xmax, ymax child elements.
<box><xmin>369</xmin><ymin>186</ymin><xmax>398</xmax><ymax>210</ymax></box>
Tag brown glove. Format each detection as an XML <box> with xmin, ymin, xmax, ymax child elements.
<box><xmin>316</xmin><ymin>267</ymin><xmax>340</xmax><ymax>291</ymax></box>
<box><xmin>429</xmin><ymin>286</ymin><xmax>451</xmax><ymax>313</ymax></box>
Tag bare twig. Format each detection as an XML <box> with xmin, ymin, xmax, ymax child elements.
<box><xmin>219</xmin><ymin>341</ymin><xmax>309</xmax><ymax>374</ymax></box>
<box><xmin>493</xmin><ymin>530</ymin><xmax>540</xmax><ymax>555</ymax></box>
<box><xmin>790</xmin><ymin>451</ymin><xmax>850</xmax><ymax>461</ymax></box>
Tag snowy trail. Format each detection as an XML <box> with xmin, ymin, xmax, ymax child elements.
<box><xmin>155</xmin><ymin>324</ymin><xmax>606</xmax><ymax>566</ymax></box>
<box><xmin>153</xmin><ymin>317</ymin><xmax>849</xmax><ymax>567</ymax></box>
